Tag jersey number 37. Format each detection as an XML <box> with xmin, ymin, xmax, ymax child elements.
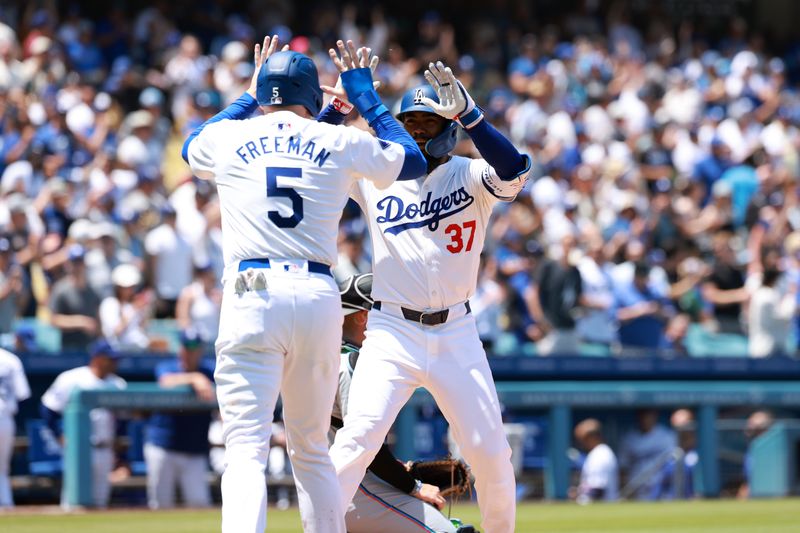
<box><xmin>266</xmin><ymin>166</ymin><xmax>303</xmax><ymax>228</ymax></box>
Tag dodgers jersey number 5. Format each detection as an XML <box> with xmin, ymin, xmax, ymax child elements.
<box><xmin>188</xmin><ymin>112</ymin><xmax>406</xmax><ymax>269</ymax></box>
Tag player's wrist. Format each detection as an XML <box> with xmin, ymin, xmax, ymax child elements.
<box><xmin>456</xmin><ymin>106</ymin><xmax>484</xmax><ymax>130</ymax></box>
<box><xmin>330</xmin><ymin>97</ymin><xmax>354</xmax><ymax>115</ymax></box>
<box><xmin>410</xmin><ymin>478</ymin><xmax>423</xmax><ymax>495</ymax></box>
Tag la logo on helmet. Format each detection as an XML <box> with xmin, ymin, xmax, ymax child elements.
<box><xmin>413</xmin><ymin>89</ymin><xmax>424</xmax><ymax>104</ymax></box>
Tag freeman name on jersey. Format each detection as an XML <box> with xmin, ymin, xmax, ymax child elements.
<box><xmin>376</xmin><ymin>187</ymin><xmax>474</xmax><ymax>235</ymax></box>
<box><xmin>235</xmin><ymin>134</ymin><xmax>332</xmax><ymax>168</ymax></box>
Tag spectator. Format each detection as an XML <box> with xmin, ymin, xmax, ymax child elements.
<box><xmin>692</xmin><ymin>137</ymin><xmax>733</xmax><ymax>206</ymax></box>
<box><xmin>99</xmin><ymin>263</ymin><xmax>153</xmax><ymax>351</ymax></box>
<box><xmin>614</xmin><ymin>262</ymin><xmax>674</xmax><ymax>354</ymax></box>
<box><xmin>571</xmin><ymin>418</ymin><xmax>619</xmax><ymax>504</ymax></box>
<box><xmin>575</xmin><ymin>233</ymin><xmax>616</xmax><ymax>349</ymax></box>
<box><xmin>0</xmin><ymin>237</ymin><xmax>25</xmax><ymax>333</ymax></box>
<box><xmin>748</xmin><ymin>266</ymin><xmax>797</xmax><ymax>357</ymax></box>
<box><xmin>84</xmin><ymin>221</ymin><xmax>132</xmax><ymax>299</ymax></box>
<box><xmin>175</xmin><ymin>263</ymin><xmax>221</xmax><ymax>345</ymax></box>
<box><xmin>526</xmin><ymin>234</ymin><xmax>583</xmax><ymax>355</ymax></box>
<box><xmin>738</xmin><ymin>410</ymin><xmax>774</xmax><ymax>499</ymax></box>
<box><xmin>702</xmin><ymin>233</ymin><xmax>748</xmax><ymax>334</ymax></box>
<box><xmin>0</xmin><ymin>344</ymin><xmax>31</xmax><ymax>508</ymax></box>
<box><xmin>40</xmin><ymin>340</ymin><xmax>126</xmax><ymax>508</ymax></box>
<box><xmin>49</xmin><ymin>244</ymin><xmax>101</xmax><ymax>351</ymax></box>
<box><xmin>619</xmin><ymin>409</ymin><xmax>677</xmax><ymax>500</ymax></box>
<box><xmin>144</xmin><ymin>204</ymin><xmax>193</xmax><ymax>318</ymax></box>
<box><xmin>144</xmin><ymin>328</ymin><xmax>214</xmax><ymax>509</ymax></box>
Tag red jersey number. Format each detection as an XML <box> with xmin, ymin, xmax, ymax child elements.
<box><xmin>445</xmin><ymin>220</ymin><xmax>476</xmax><ymax>253</ymax></box>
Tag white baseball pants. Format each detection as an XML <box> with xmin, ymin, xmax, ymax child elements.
<box><xmin>143</xmin><ymin>443</ymin><xmax>212</xmax><ymax>508</ymax></box>
<box><xmin>330</xmin><ymin>309</ymin><xmax>516</xmax><ymax>533</ymax></box>
<box><xmin>0</xmin><ymin>416</ymin><xmax>14</xmax><ymax>507</ymax></box>
<box><xmin>59</xmin><ymin>446</ymin><xmax>114</xmax><ymax>509</ymax></box>
<box><xmin>215</xmin><ymin>267</ymin><xmax>344</xmax><ymax>533</ymax></box>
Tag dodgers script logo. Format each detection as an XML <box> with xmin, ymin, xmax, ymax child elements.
<box><xmin>376</xmin><ymin>188</ymin><xmax>474</xmax><ymax>235</ymax></box>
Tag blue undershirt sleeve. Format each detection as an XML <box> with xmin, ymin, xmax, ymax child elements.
<box><xmin>464</xmin><ymin>118</ymin><xmax>528</xmax><ymax>180</ymax></box>
<box><xmin>40</xmin><ymin>403</ymin><xmax>63</xmax><ymax>439</ymax></box>
<box><xmin>182</xmin><ymin>92</ymin><xmax>259</xmax><ymax>162</ymax></box>
<box><xmin>316</xmin><ymin>104</ymin><xmax>347</xmax><ymax>126</ymax></box>
<box><xmin>368</xmin><ymin>112</ymin><xmax>427</xmax><ymax>180</ymax></box>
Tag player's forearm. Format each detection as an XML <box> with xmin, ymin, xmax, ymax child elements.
<box><xmin>366</xmin><ymin>443</ymin><xmax>417</xmax><ymax>493</ymax></box>
<box><xmin>340</xmin><ymin>66</ymin><xmax>426</xmax><ymax>180</ymax></box>
<box><xmin>181</xmin><ymin>92</ymin><xmax>260</xmax><ymax>162</ymax></box>
<box><xmin>464</xmin><ymin>118</ymin><xmax>530</xmax><ymax>180</ymax></box>
<box><xmin>369</xmin><ymin>112</ymin><xmax>427</xmax><ymax>180</ymax></box>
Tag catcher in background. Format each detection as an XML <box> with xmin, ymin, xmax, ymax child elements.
<box><xmin>333</xmin><ymin>273</ymin><xmax>476</xmax><ymax>533</ymax></box>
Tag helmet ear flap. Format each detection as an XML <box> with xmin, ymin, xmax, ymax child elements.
<box><xmin>424</xmin><ymin>121</ymin><xmax>458</xmax><ymax>158</ymax></box>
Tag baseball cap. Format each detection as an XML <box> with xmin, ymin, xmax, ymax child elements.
<box><xmin>67</xmin><ymin>243</ymin><xmax>86</xmax><ymax>262</ymax></box>
<box><xmin>339</xmin><ymin>273</ymin><xmax>374</xmax><ymax>316</ymax></box>
<box><xmin>111</xmin><ymin>263</ymin><xmax>142</xmax><ymax>288</ymax></box>
<box><xmin>15</xmin><ymin>324</ymin><xmax>37</xmax><ymax>351</ymax></box>
<box><xmin>89</xmin><ymin>339</ymin><xmax>120</xmax><ymax>359</ymax></box>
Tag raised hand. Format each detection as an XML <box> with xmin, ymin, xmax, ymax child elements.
<box><xmin>421</xmin><ymin>61</ymin><xmax>482</xmax><ymax>128</ymax></box>
<box><xmin>247</xmin><ymin>35</ymin><xmax>290</xmax><ymax>98</ymax></box>
<box><xmin>321</xmin><ymin>39</ymin><xmax>381</xmax><ymax>111</ymax></box>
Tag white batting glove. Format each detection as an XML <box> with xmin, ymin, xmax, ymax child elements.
<box><xmin>421</xmin><ymin>61</ymin><xmax>484</xmax><ymax>129</ymax></box>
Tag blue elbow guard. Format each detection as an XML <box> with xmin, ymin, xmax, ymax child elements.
<box><xmin>341</xmin><ymin>68</ymin><xmax>388</xmax><ymax>123</ymax></box>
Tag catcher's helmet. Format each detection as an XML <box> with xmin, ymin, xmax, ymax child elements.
<box><xmin>256</xmin><ymin>51</ymin><xmax>323</xmax><ymax>116</ymax></box>
<box><xmin>396</xmin><ymin>85</ymin><xmax>458</xmax><ymax>158</ymax></box>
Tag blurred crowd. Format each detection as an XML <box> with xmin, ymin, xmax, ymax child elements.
<box><xmin>1</xmin><ymin>1</ymin><xmax>800</xmax><ymax>357</ymax></box>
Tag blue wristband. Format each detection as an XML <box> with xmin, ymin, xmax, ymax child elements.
<box><xmin>457</xmin><ymin>106</ymin><xmax>484</xmax><ymax>130</ymax></box>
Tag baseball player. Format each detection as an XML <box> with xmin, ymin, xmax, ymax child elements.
<box><xmin>182</xmin><ymin>36</ymin><xmax>425</xmax><ymax>533</ymax></box>
<box><xmin>334</xmin><ymin>273</ymin><xmax>479</xmax><ymax>533</ymax></box>
<box><xmin>144</xmin><ymin>327</ymin><xmax>214</xmax><ymax>509</ymax></box>
<box><xmin>40</xmin><ymin>339</ymin><xmax>126</xmax><ymax>508</ymax></box>
<box><xmin>0</xmin><ymin>346</ymin><xmax>30</xmax><ymax>508</ymax></box>
<box><xmin>328</xmin><ymin>61</ymin><xmax>531</xmax><ymax>533</ymax></box>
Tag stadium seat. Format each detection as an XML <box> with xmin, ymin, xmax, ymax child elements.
<box><xmin>13</xmin><ymin>318</ymin><xmax>62</xmax><ymax>353</ymax></box>
<box><xmin>685</xmin><ymin>324</ymin><xmax>748</xmax><ymax>357</ymax></box>
<box><xmin>26</xmin><ymin>419</ymin><xmax>63</xmax><ymax>476</ymax></box>
<box><xmin>146</xmin><ymin>319</ymin><xmax>182</xmax><ymax>353</ymax></box>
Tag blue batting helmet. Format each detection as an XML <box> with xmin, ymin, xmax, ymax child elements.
<box><xmin>396</xmin><ymin>85</ymin><xmax>458</xmax><ymax>158</ymax></box>
<box><xmin>256</xmin><ymin>51</ymin><xmax>323</xmax><ymax>116</ymax></box>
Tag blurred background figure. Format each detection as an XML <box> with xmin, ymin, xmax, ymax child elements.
<box><xmin>48</xmin><ymin>245</ymin><xmax>101</xmax><ymax>352</ymax></box>
<box><xmin>738</xmin><ymin>410</ymin><xmax>775</xmax><ymax>500</ymax></box>
<box><xmin>144</xmin><ymin>328</ymin><xmax>214</xmax><ymax>509</ymax></box>
<box><xmin>39</xmin><ymin>340</ymin><xmax>126</xmax><ymax>509</ymax></box>
<box><xmin>0</xmin><ymin>344</ymin><xmax>30</xmax><ymax>508</ymax></box>
<box><xmin>650</xmin><ymin>409</ymin><xmax>698</xmax><ymax>500</ymax></box>
<box><xmin>571</xmin><ymin>418</ymin><xmax>618</xmax><ymax>504</ymax></box>
<box><xmin>99</xmin><ymin>263</ymin><xmax>153</xmax><ymax>351</ymax></box>
<box><xmin>175</xmin><ymin>262</ymin><xmax>220</xmax><ymax>346</ymax></box>
<box><xmin>619</xmin><ymin>409</ymin><xmax>677</xmax><ymax>500</ymax></box>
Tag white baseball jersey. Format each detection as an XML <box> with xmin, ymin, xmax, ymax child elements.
<box><xmin>186</xmin><ymin>110</ymin><xmax>406</xmax><ymax>268</ymax></box>
<box><xmin>0</xmin><ymin>348</ymin><xmax>29</xmax><ymax>417</ymax></box>
<box><xmin>351</xmin><ymin>155</ymin><xmax>527</xmax><ymax>309</ymax></box>
<box><xmin>579</xmin><ymin>443</ymin><xmax>619</xmax><ymax>501</ymax></box>
<box><xmin>41</xmin><ymin>366</ymin><xmax>126</xmax><ymax>445</ymax></box>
